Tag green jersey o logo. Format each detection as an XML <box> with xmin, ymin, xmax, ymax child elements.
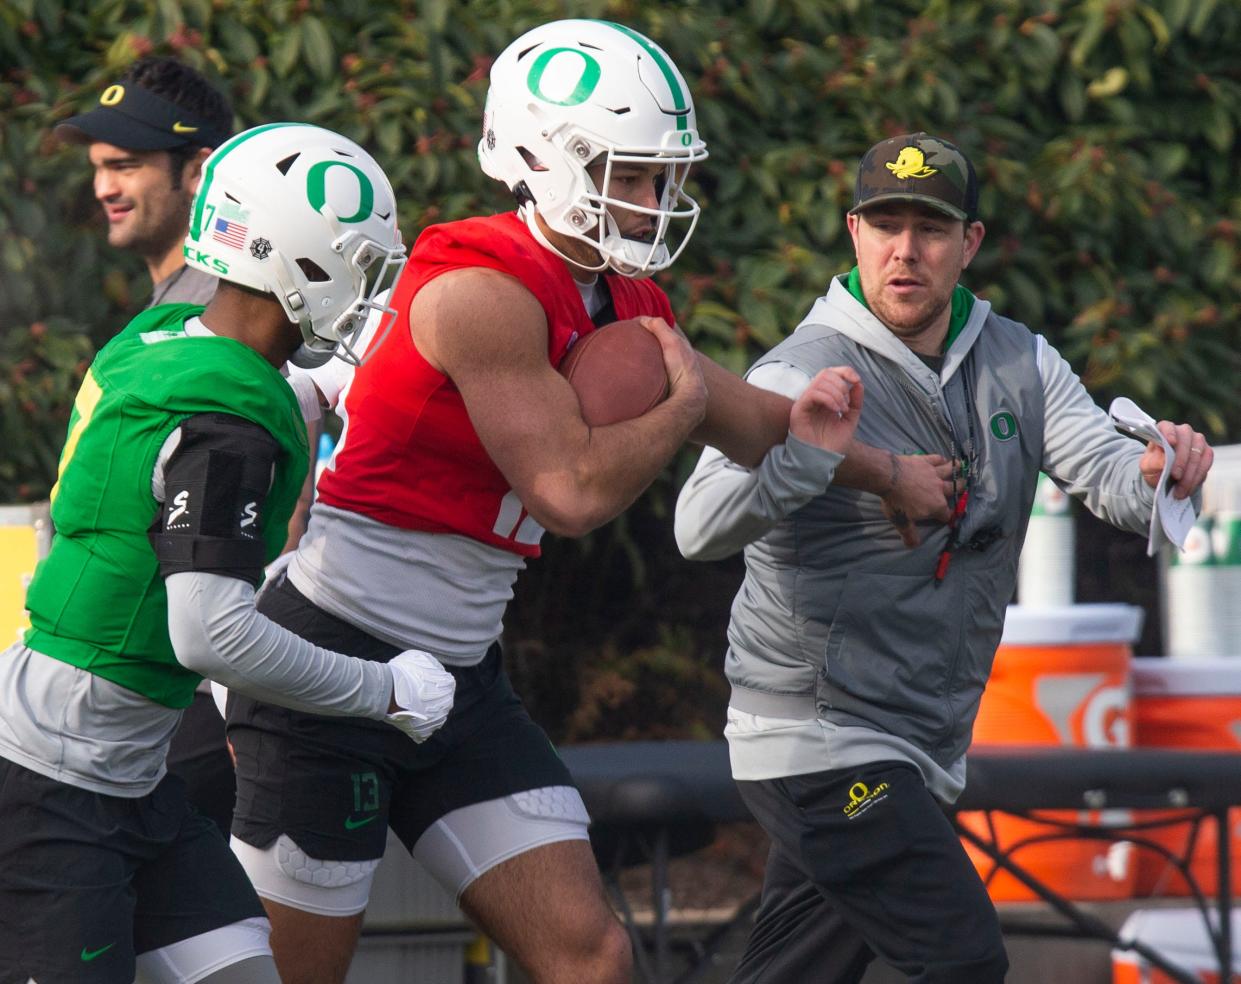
<box><xmin>306</xmin><ymin>161</ymin><xmax>374</xmax><ymax>224</ymax></box>
<box><xmin>989</xmin><ymin>410</ymin><xmax>1018</xmax><ymax>441</ymax></box>
<box><xmin>526</xmin><ymin>48</ymin><xmax>602</xmax><ymax>106</ymax></box>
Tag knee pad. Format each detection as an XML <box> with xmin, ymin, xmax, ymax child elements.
<box><xmin>231</xmin><ymin>834</ymin><xmax>380</xmax><ymax>917</ymax></box>
<box><xmin>275</xmin><ymin>833</ymin><xmax>381</xmax><ymax>889</ymax></box>
<box><xmin>509</xmin><ymin>785</ymin><xmax>592</xmax><ymax>823</ymax></box>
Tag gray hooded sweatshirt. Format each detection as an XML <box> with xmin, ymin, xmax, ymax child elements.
<box><xmin>676</xmin><ymin>276</ymin><xmax>1161</xmax><ymax>802</ymax></box>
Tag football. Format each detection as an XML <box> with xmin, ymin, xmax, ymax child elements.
<box><xmin>558</xmin><ymin>318</ymin><xmax>670</xmax><ymax>426</ymax></box>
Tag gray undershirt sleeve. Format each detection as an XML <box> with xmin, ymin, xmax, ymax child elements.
<box><xmin>166</xmin><ymin>570</ymin><xmax>392</xmax><ymax>720</ymax></box>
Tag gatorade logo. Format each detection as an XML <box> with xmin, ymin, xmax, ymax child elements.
<box><xmin>1034</xmin><ymin>675</ymin><xmax>1129</xmax><ymax>748</ymax></box>
<box><xmin>1211</xmin><ymin>517</ymin><xmax>1240</xmax><ymax>565</ymax></box>
<box><xmin>1035</xmin><ymin>474</ymin><xmax>1070</xmax><ymax>516</ymax></box>
<box><xmin>1081</xmin><ymin>684</ymin><xmax>1129</xmax><ymax>748</ymax></box>
<box><xmin>1180</xmin><ymin>523</ymin><xmax>1213</xmax><ymax>566</ymax></box>
<box><xmin>842</xmin><ymin>780</ymin><xmax>890</xmax><ymax>819</ymax></box>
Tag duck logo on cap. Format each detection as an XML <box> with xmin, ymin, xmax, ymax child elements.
<box><xmin>100</xmin><ymin>84</ymin><xmax>125</xmax><ymax>107</ymax></box>
<box><xmin>885</xmin><ymin>147</ymin><xmax>937</xmax><ymax>180</ymax></box>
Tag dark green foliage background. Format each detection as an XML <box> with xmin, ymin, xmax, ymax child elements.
<box><xmin>2</xmin><ymin>0</ymin><xmax>1239</xmax><ymax>739</ymax></box>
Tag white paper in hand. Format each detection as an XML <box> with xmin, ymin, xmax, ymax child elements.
<box><xmin>1108</xmin><ymin>396</ymin><xmax>1196</xmax><ymax>555</ymax></box>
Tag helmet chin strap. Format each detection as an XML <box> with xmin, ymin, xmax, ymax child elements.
<box><xmin>264</xmin><ymin>247</ymin><xmax>336</xmax><ymax>368</ymax></box>
<box><xmin>519</xmin><ymin>158</ymin><xmax>680</xmax><ymax>279</ymax></box>
<box><xmin>288</xmin><ymin>340</ymin><xmax>334</xmax><ymax>369</ymax></box>
<box><xmin>522</xmin><ymin>199</ymin><xmax>662</xmax><ymax>278</ymax></box>
<box><xmin>522</xmin><ymin>203</ymin><xmax>610</xmax><ymax>275</ymax></box>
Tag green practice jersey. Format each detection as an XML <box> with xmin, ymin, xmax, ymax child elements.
<box><xmin>24</xmin><ymin>304</ymin><xmax>309</xmax><ymax>708</ymax></box>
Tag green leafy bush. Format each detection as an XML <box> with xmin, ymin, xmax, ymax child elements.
<box><xmin>2</xmin><ymin>0</ymin><xmax>1238</xmax><ymax>738</ymax></box>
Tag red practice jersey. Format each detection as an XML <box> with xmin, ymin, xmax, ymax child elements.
<box><xmin>314</xmin><ymin>212</ymin><xmax>676</xmax><ymax>557</ymax></box>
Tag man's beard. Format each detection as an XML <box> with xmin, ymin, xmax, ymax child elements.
<box><xmin>111</xmin><ymin>193</ymin><xmax>192</xmax><ymax>262</ymax></box>
<box><xmin>869</xmin><ymin>285</ymin><xmax>953</xmax><ymax>340</ymax></box>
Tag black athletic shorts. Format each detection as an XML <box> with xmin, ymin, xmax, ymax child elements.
<box><xmin>227</xmin><ymin>573</ymin><xmax>575</xmax><ymax>862</ymax></box>
<box><xmin>0</xmin><ymin>759</ymin><xmax>265</xmax><ymax>984</ymax></box>
<box><xmin>166</xmin><ymin>689</ymin><xmax>235</xmax><ymax>836</ymax></box>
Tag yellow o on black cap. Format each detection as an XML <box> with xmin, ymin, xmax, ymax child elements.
<box><xmin>100</xmin><ymin>84</ymin><xmax>125</xmax><ymax>106</ymax></box>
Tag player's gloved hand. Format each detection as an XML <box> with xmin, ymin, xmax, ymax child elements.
<box><xmin>385</xmin><ymin>649</ymin><xmax>456</xmax><ymax>742</ymax></box>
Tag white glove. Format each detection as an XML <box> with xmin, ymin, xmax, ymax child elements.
<box><xmin>385</xmin><ymin>649</ymin><xmax>456</xmax><ymax>742</ymax></box>
<box><xmin>210</xmin><ymin>679</ymin><xmax>230</xmax><ymax>719</ymax></box>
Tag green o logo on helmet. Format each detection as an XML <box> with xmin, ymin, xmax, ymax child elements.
<box><xmin>306</xmin><ymin>161</ymin><xmax>375</xmax><ymax>224</ymax></box>
<box><xmin>989</xmin><ymin>410</ymin><xmax>1018</xmax><ymax>441</ymax></box>
<box><xmin>526</xmin><ymin>48</ymin><xmax>602</xmax><ymax>107</ymax></box>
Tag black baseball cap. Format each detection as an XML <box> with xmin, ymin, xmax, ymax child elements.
<box><xmin>850</xmin><ymin>132</ymin><xmax>979</xmax><ymax>222</ymax></box>
<box><xmin>55</xmin><ymin>79</ymin><xmax>228</xmax><ymax>151</ymax></box>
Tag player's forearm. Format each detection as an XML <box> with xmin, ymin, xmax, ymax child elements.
<box><xmin>546</xmin><ymin>397</ymin><xmax>704</xmax><ymax>538</ymax></box>
<box><xmin>533</xmin><ymin>390</ymin><xmax>703</xmax><ymax>537</ymax></box>
<box><xmin>282</xmin><ymin>417</ymin><xmax>320</xmax><ymax>554</ymax></box>
<box><xmin>689</xmin><ymin>356</ymin><xmax>793</xmax><ymax>468</ymax></box>
<box><xmin>832</xmin><ymin>439</ymin><xmax>899</xmax><ymax>495</ymax></box>
<box><xmin>166</xmin><ymin>570</ymin><xmax>392</xmax><ymax>719</ymax></box>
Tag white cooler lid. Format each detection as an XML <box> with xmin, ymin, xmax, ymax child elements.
<box><xmin>1132</xmin><ymin>656</ymin><xmax>1241</xmax><ymax>696</ymax></box>
<box><xmin>1001</xmin><ymin>604</ymin><xmax>1144</xmax><ymax>645</ymax></box>
<box><xmin>1118</xmin><ymin>908</ymin><xmax>1241</xmax><ymax>969</ymax></box>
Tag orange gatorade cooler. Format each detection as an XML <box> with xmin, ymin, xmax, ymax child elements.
<box><xmin>1132</xmin><ymin>658</ymin><xmax>1241</xmax><ymax>897</ymax></box>
<box><xmin>961</xmin><ymin>603</ymin><xmax>1144</xmax><ymax>901</ymax></box>
<box><xmin>1112</xmin><ymin>908</ymin><xmax>1241</xmax><ymax>983</ymax></box>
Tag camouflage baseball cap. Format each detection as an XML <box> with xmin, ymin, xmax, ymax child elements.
<box><xmin>850</xmin><ymin>132</ymin><xmax>979</xmax><ymax>222</ymax></box>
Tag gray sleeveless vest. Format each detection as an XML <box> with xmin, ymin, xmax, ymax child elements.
<box><xmin>726</xmin><ymin>281</ymin><xmax>1046</xmax><ymax>768</ymax></box>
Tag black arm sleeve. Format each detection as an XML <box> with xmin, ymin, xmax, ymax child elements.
<box><xmin>151</xmin><ymin>412</ymin><xmax>281</xmax><ymax>585</ymax></box>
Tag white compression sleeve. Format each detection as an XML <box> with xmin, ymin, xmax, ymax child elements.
<box><xmin>166</xmin><ymin>570</ymin><xmax>391</xmax><ymax>719</ymax></box>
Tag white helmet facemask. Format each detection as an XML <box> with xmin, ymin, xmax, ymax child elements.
<box><xmin>478</xmin><ymin>19</ymin><xmax>708</xmax><ymax>279</ymax></box>
<box><xmin>184</xmin><ymin>123</ymin><xmax>406</xmax><ymax>367</ymax></box>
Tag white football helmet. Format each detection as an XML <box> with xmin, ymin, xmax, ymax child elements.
<box><xmin>478</xmin><ymin>19</ymin><xmax>708</xmax><ymax>278</ymax></box>
<box><xmin>184</xmin><ymin>123</ymin><xmax>406</xmax><ymax>368</ymax></box>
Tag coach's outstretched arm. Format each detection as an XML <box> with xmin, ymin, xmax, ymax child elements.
<box><xmin>676</xmin><ymin>361</ymin><xmax>956</xmax><ymax>560</ymax></box>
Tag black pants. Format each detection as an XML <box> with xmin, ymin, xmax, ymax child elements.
<box><xmin>732</xmin><ymin>762</ymin><xmax>1008</xmax><ymax>984</ymax></box>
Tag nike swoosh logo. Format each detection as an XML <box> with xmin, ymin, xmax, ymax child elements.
<box><xmin>344</xmin><ymin>814</ymin><xmax>379</xmax><ymax>830</ymax></box>
<box><xmin>172</xmin><ymin>122</ymin><xmax>199</xmax><ymax>134</ymax></box>
<box><xmin>81</xmin><ymin>942</ymin><xmax>116</xmax><ymax>962</ymax></box>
